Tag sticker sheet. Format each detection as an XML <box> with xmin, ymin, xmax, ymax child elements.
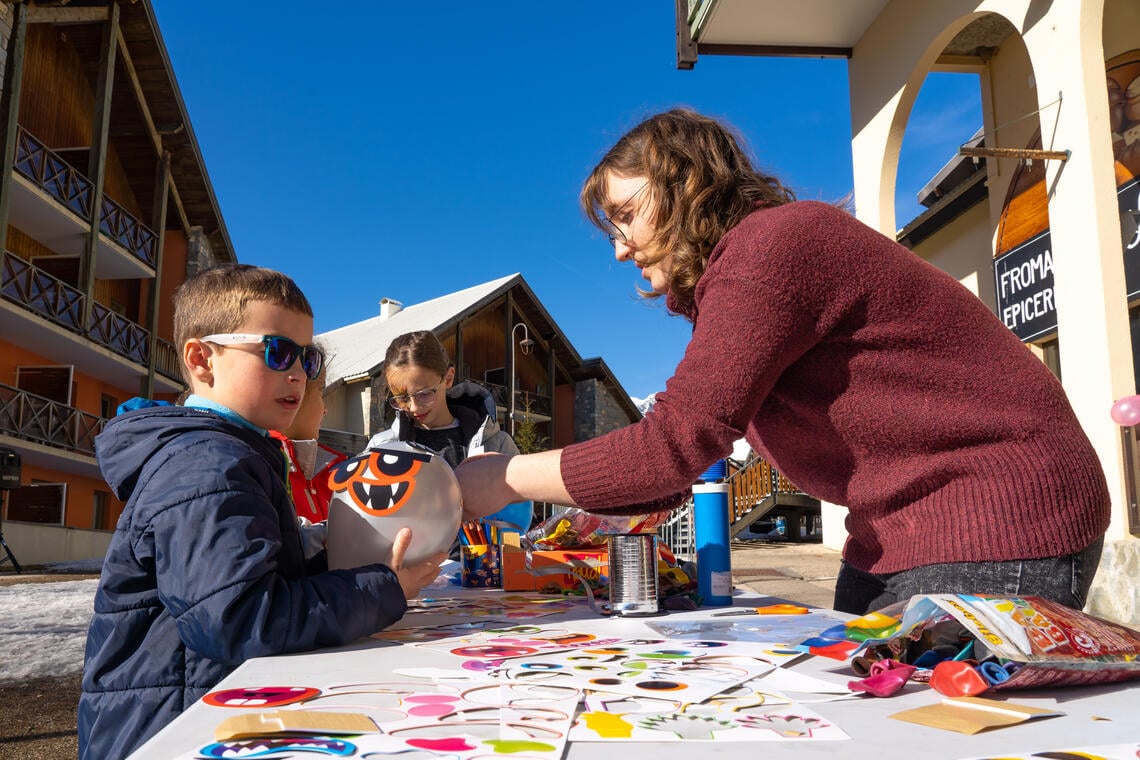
<box><xmin>570</xmin><ymin>679</ymin><xmax>849</xmax><ymax>742</ymax></box>
<box><xmin>162</xmin><ymin>594</ymin><xmax>859</xmax><ymax>758</ymax></box>
<box><xmin>178</xmin><ymin>678</ymin><xmax>580</xmax><ymax>760</ymax></box>
<box><xmin>409</xmin><ymin>623</ymin><xmax>806</xmax><ymax>669</ymax></box>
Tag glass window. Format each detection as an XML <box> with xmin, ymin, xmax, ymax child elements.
<box><xmin>92</xmin><ymin>490</ymin><xmax>112</xmax><ymax>530</ymax></box>
<box><xmin>6</xmin><ymin>483</ymin><xmax>65</xmax><ymax>524</ymax></box>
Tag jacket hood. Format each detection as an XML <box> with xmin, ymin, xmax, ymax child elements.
<box><xmin>368</xmin><ymin>380</ymin><xmax>512</xmax><ymax>455</ymax></box>
<box><xmin>446</xmin><ymin>381</ymin><xmax>498</xmax><ymax>419</ymax></box>
<box><xmin>95</xmin><ymin>406</ymin><xmax>272</xmax><ymax>501</ymax></box>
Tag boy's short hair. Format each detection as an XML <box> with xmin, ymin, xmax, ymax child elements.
<box><xmin>173</xmin><ymin>264</ymin><xmax>313</xmax><ymax>384</ymax></box>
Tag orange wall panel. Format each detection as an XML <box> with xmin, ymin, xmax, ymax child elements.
<box><xmin>157</xmin><ymin>232</ymin><xmax>188</xmax><ymax>341</ymax></box>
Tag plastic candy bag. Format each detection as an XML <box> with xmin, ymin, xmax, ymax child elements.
<box><xmin>524</xmin><ymin>507</ymin><xmax>670</xmax><ymax>550</ymax></box>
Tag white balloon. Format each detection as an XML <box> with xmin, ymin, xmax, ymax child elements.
<box><xmin>326</xmin><ymin>441</ymin><xmax>461</xmax><ymax>569</ymax></box>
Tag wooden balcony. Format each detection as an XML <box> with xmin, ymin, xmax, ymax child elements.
<box><xmin>0</xmin><ymin>382</ymin><xmax>104</xmax><ymax>457</ymax></box>
<box><xmin>475</xmin><ymin>380</ymin><xmax>553</xmax><ymax>421</ymax></box>
<box><xmin>9</xmin><ymin>125</ymin><xmax>157</xmax><ymax>278</ymax></box>
<box><xmin>1</xmin><ymin>251</ymin><xmax>181</xmax><ymax>388</ymax></box>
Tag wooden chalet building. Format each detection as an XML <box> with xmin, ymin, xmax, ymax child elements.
<box><xmin>317</xmin><ymin>274</ymin><xmax>642</xmax><ymax>456</ymax></box>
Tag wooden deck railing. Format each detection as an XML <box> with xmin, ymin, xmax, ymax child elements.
<box><xmin>14</xmin><ymin>125</ymin><xmax>157</xmax><ymax>267</ymax></box>
<box><xmin>1</xmin><ymin>251</ymin><xmax>180</xmax><ymax>382</ymax></box>
<box><xmin>0</xmin><ymin>382</ymin><xmax>105</xmax><ymax>455</ymax></box>
<box><xmin>475</xmin><ymin>380</ymin><xmax>553</xmax><ymax>419</ymax></box>
<box><xmin>724</xmin><ymin>454</ymin><xmax>820</xmax><ymax>539</ymax></box>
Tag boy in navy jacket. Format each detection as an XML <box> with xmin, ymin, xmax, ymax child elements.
<box><xmin>78</xmin><ymin>265</ymin><xmax>444</xmax><ymax>760</ymax></box>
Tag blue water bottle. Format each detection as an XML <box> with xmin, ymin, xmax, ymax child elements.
<box><xmin>693</xmin><ymin>459</ymin><xmax>732</xmax><ymax>606</ymax></box>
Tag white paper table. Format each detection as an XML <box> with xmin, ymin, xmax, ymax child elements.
<box><xmin>127</xmin><ymin>589</ymin><xmax>1140</xmax><ymax>759</ymax></box>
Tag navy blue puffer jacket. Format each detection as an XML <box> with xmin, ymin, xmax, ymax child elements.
<box><xmin>79</xmin><ymin>406</ymin><xmax>408</xmax><ymax>760</ymax></box>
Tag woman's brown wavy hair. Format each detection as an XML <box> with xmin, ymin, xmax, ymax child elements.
<box><xmin>581</xmin><ymin>108</ymin><xmax>795</xmax><ymax>316</ymax></box>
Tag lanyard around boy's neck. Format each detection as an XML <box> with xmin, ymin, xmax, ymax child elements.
<box><xmin>183</xmin><ymin>394</ymin><xmax>268</xmax><ymax>436</ymax></box>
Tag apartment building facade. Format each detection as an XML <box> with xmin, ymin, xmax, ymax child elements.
<box><xmin>0</xmin><ymin>0</ymin><xmax>234</xmax><ymax>565</ymax></box>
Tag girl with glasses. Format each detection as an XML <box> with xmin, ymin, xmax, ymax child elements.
<box><xmin>367</xmin><ymin>330</ymin><xmax>532</xmax><ymax>537</ymax></box>
<box><xmin>455</xmin><ymin>108</ymin><xmax>1109</xmax><ymax>616</ymax></box>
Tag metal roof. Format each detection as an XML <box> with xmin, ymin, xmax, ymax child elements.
<box><xmin>317</xmin><ymin>274</ymin><xmax>517</xmax><ymax>385</ymax></box>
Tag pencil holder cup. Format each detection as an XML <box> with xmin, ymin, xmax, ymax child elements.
<box><xmin>461</xmin><ymin>544</ymin><xmax>502</xmax><ymax>588</ymax></box>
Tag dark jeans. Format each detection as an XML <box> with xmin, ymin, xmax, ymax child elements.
<box><xmin>833</xmin><ymin>536</ymin><xmax>1104</xmax><ymax>615</ymax></box>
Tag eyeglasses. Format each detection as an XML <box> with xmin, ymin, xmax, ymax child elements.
<box><xmin>200</xmin><ymin>333</ymin><xmax>324</xmax><ymax>380</ymax></box>
<box><xmin>599</xmin><ymin>182</ymin><xmax>649</xmax><ymax>245</ymax></box>
<box><xmin>388</xmin><ymin>382</ymin><xmax>443</xmax><ymax>410</ymax></box>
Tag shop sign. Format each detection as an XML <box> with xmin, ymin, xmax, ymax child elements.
<box><xmin>994</xmin><ymin>230</ymin><xmax>1055</xmax><ymax>341</ymax></box>
<box><xmin>995</xmin><ymin>180</ymin><xmax>1140</xmax><ymax>341</ymax></box>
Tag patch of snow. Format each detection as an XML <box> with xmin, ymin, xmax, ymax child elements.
<box><xmin>0</xmin><ymin>579</ymin><xmax>96</xmax><ymax>681</ymax></box>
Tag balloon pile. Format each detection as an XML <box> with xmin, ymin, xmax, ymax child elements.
<box><xmin>1111</xmin><ymin>395</ymin><xmax>1140</xmax><ymax>427</ymax></box>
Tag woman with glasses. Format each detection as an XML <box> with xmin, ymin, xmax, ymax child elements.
<box><xmin>367</xmin><ymin>331</ymin><xmax>532</xmax><ymax>536</ymax></box>
<box><xmin>455</xmin><ymin>108</ymin><xmax>1110</xmax><ymax>615</ymax></box>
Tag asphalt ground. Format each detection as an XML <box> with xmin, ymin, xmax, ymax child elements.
<box><xmin>727</xmin><ymin>537</ymin><xmax>842</xmax><ymax>609</ymax></box>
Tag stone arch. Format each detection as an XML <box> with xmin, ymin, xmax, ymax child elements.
<box><xmin>850</xmin><ymin>6</ymin><xmax>1029</xmax><ymax>237</ymax></box>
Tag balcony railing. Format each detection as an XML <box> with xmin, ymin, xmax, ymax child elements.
<box><xmin>14</xmin><ymin>126</ymin><xmax>157</xmax><ymax>267</ymax></box>
<box><xmin>1</xmin><ymin>251</ymin><xmax>181</xmax><ymax>382</ymax></box>
<box><xmin>476</xmin><ymin>380</ymin><xmax>553</xmax><ymax>419</ymax></box>
<box><xmin>0</xmin><ymin>382</ymin><xmax>105</xmax><ymax>455</ymax></box>
<box><xmin>725</xmin><ymin>454</ymin><xmax>820</xmax><ymax>539</ymax></box>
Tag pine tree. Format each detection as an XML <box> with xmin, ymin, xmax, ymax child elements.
<box><xmin>513</xmin><ymin>399</ymin><xmax>549</xmax><ymax>454</ymax></box>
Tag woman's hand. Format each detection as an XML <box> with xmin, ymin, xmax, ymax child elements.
<box><xmin>389</xmin><ymin>527</ymin><xmax>446</xmax><ymax>600</ymax></box>
<box><xmin>454</xmin><ymin>453</ymin><xmax>516</xmax><ymax>521</ymax></box>
<box><xmin>455</xmin><ymin>450</ymin><xmax>575</xmax><ymax>521</ymax></box>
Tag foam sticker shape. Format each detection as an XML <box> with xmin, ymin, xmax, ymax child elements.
<box><xmin>203</xmin><ymin>686</ymin><xmax>320</xmax><ymax>708</ymax></box>
<box><xmin>214</xmin><ymin>710</ymin><xmax>378</xmax><ymax>741</ymax></box>
<box><xmin>197</xmin><ymin>737</ymin><xmax>356</xmax><ymax>757</ymax></box>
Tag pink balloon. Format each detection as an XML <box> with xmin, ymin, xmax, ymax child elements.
<box><xmin>1111</xmin><ymin>395</ymin><xmax>1140</xmax><ymax>426</ymax></box>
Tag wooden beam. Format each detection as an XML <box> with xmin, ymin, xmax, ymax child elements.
<box><xmin>80</xmin><ymin>1</ymin><xmax>120</xmax><ymax>334</ymax></box>
<box><xmin>698</xmin><ymin>42</ymin><xmax>853</xmax><ymax>59</ymax></box>
<box><xmin>27</xmin><ymin>7</ymin><xmax>110</xmax><ymax>25</ymax></box>
<box><xmin>959</xmin><ymin>146</ymin><xmax>1070</xmax><ymax>161</ymax></box>
<box><xmin>546</xmin><ymin>343</ymin><xmax>556</xmax><ymax>440</ymax></box>
<box><xmin>114</xmin><ymin>25</ymin><xmax>162</xmax><ymax>156</ymax></box>
<box><xmin>142</xmin><ymin>151</ymin><xmax>170</xmax><ymax>400</ymax></box>
<box><xmin>0</xmin><ymin>2</ymin><xmax>28</xmax><ymax>255</ymax></box>
<box><xmin>112</xmin><ymin>19</ymin><xmax>188</xmax><ymax>238</ymax></box>
<box><xmin>505</xmin><ymin>291</ymin><xmax>515</xmax><ymax>434</ymax></box>
<box><xmin>454</xmin><ymin>321</ymin><xmax>464</xmax><ymax>382</ymax></box>
<box><xmin>112</xmin><ymin>16</ymin><xmax>189</xmax><ymax>236</ymax></box>
<box><xmin>674</xmin><ymin>0</ymin><xmax>698</xmax><ymax>70</ymax></box>
<box><xmin>168</xmin><ymin>178</ymin><xmax>190</xmax><ymax>237</ymax></box>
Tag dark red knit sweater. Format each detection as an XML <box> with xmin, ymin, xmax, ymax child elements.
<box><xmin>561</xmin><ymin>201</ymin><xmax>1109</xmax><ymax>574</ymax></box>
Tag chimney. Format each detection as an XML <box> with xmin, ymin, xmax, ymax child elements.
<box><xmin>379</xmin><ymin>298</ymin><xmax>403</xmax><ymax>319</ymax></box>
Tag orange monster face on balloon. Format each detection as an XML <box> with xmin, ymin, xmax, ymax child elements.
<box><xmin>327</xmin><ymin>447</ymin><xmax>433</xmax><ymax>516</ymax></box>
<box><xmin>324</xmin><ymin>440</ymin><xmax>462</xmax><ymax>569</ymax></box>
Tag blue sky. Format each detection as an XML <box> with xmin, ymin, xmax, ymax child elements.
<box><xmin>150</xmin><ymin>2</ymin><xmax>982</xmax><ymax>400</ymax></box>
